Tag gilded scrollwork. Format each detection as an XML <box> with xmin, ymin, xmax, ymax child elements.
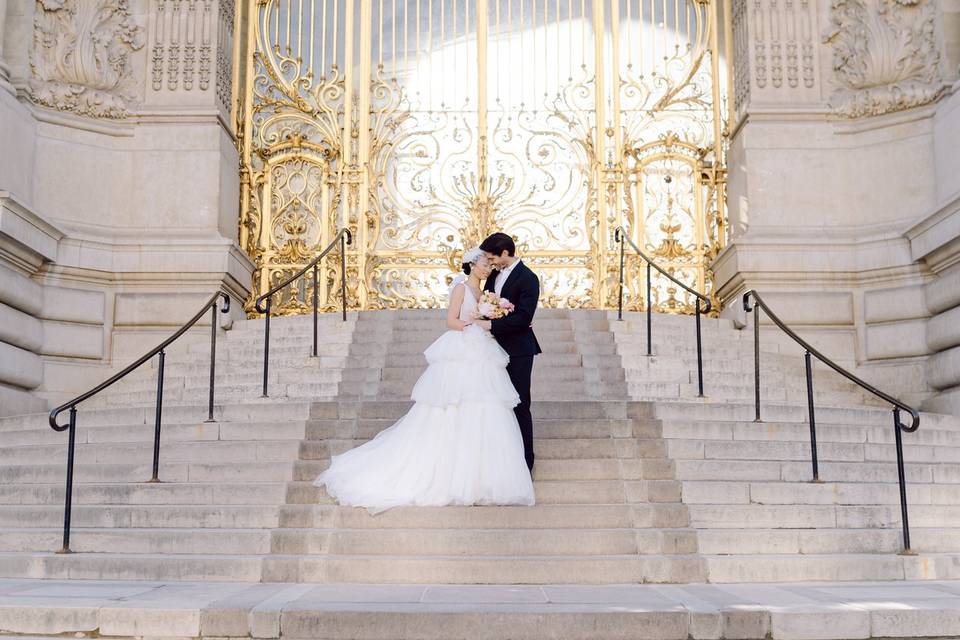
<box><xmin>29</xmin><ymin>0</ymin><xmax>145</xmax><ymax>119</ymax></box>
<box><xmin>239</xmin><ymin>0</ymin><xmax>727</xmax><ymax>316</ymax></box>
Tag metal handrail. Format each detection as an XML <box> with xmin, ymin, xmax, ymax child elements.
<box><xmin>614</xmin><ymin>227</ymin><xmax>710</xmax><ymax>397</ymax></box>
<box><xmin>48</xmin><ymin>290</ymin><xmax>231</xmax><ymax>553</ymax></box>
<box><xmin>615</xmin><ymin>228</ymin><xmax>712</xmax><ymax>314</ymax></box>
<box><xmin>743</xmin><ymin>289</ymin><xmax>920</xmax><ymax>552</ymax></box>
<box><xmin>254</xmin><ymin>228</ymin><xmax>352</xmax><ymax>396</ymax></box>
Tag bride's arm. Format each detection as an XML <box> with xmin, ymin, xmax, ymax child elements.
<box><xmin>446</xmin><ymin>284</ymin><xmax>471</xmax><ymax>331</ymax></box>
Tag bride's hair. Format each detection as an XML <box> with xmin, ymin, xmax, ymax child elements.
<box><xmin>461</xmin><ymin>247</ymin><xmax>484</xmax><ymax>276</ymax></box>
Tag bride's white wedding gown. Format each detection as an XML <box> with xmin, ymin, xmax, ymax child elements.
<box><xmin>314</xmin><ymin>283</ymin><xmax>536</xmax><ymax>513</ymax></box>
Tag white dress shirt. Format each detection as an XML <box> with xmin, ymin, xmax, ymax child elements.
<box><xmin>494</xmin><ymin>259</ymin><xmax>521</xmax><ymax>297</ymax></box>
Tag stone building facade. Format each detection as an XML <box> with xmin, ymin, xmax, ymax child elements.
<box><xmin>0</xmin><ymin>0</ymin><xmax>958</xmax><ymax>416</ymax></box>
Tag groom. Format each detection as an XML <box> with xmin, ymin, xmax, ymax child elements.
<box><xmin>480</xmin><ymin>232</ymin><xmax>541</xmax><ymax>473</ymax></box>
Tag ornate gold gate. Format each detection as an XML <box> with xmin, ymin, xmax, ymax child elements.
<box><xmin>236</xmin><ymin>0</ymin><xmax>730</xmax><ymax>313</ymax></box>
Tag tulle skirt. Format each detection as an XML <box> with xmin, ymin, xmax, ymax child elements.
<box><xmin>315</xmin><ymin>325</ymin><xmax>536</xmax><ymax>513</ymax></box>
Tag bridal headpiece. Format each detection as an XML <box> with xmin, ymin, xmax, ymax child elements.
<box><xmin>462</xmin><ymin>247</ymin><xmax>484</xmax><ymax>265</ymax></box>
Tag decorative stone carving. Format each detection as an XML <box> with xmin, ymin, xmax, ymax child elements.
<box><xmin>747</xmin><ymin>0</ymin><xmax>816</xmax><ymax>94</ymax></box>
<box><xmin>215</xmin><ymin>0</ymin><xmax>233</xmax><ymax>110</ymax></box>
<box><xmin>29</xmin><ymin>0</ymin><xmax>145</xmax><ymax>119</ymax></box>
<box><xmin>732</xmin><ymin>0</ymin><xmax>752</xmax><ymax>112</ymax></box>
<box><xmin>823</xmin><ymin>0</ymin><xmax>944</xmax><ymax>118</ymax></box>
<box><xmin>151</xmin><ymin>0</ymin><xmax>216</xmax><ymax>93</ymax></box>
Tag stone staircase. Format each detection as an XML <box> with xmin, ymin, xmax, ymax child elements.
<box><xmin>0</xmin><ymin>309</ymin><xmax>958</xmax><ymax>587</ymax></box>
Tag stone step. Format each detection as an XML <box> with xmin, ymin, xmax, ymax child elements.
<box><xmin>703</xmin><ymin>552</ymin><xmax>960</xmax><ymax>583</ymax></box>
<box><xmin>629</xmin><ymin>382</ymin><xmax>875</xmax><ymax>405</ymax></box>
<box><xmin>294</xmin><ymin>458</ymin><xmax>629</xmax><ymax>482</ymax></box>
<box><xmin>667</xmin><ymin>437</ymin><xmax>960</xmax><ymax>465</ymax></box>
<box><xmin>687</xmin><ymin>504</ymin><xmax>960</xmax><ymax>529</ymax></box>
<box><xmin>0</xmin><ymin>482</ymin><xmax>288</xmax><ymax>505</ymax></box>
<box><xmin>298</xmin><ymin>437</ymin><xmax>641</xmax><ymax>461</ymax></box>
<box><xmin>0</xmin><ymin>528</ymin><xmax>273</xmax><ymax>554</ymax></box>
<box><xmin>6</xmin><ymin>578</ymin><xmax>960</xmax><ymax>640</ymax></box>
<box><xmin>0</xmin><ymin>551</ymin><xmax>265</xmax><ymax>581</ymax></box>
<box><xmin>278</xmin><ymin>504</ymin><xmax>647</xmax><ymax>529</ymax></box>
<box><xmin>680</xmin><ymin>480</ymin><xmax>960</xmax><ymax>506</ymax></box>
<box><xmin>673</xmin><ymin>458</ymin><xmax>956</xmax><ymax>483</ymax></box>
<box><xmin>651</xmin><ymin>401</ymin><xmax>960</xmax><ymax>428</ymax></box>
<box><xmin>0</xmin><ymin>551</ymin><xmax>708</xmax><ymax>584</ymax></box>
<box><xmin>112</xmin><ymin>368</ymin><xmax>343</xmax><ymax>391</ymax></box>
<box><xmin>0</xmin><ymin>420</ymin><xmax>310</xmax><ymax>446</ymax></box>
<box><xmin>0</xmin><ymin>504</ymin><xmax>281</xmax><ymax>528</ymax></box>
<box><xmin>0</xmin><ymin>440</ymin><xmax>302</xmax><ymax>465</ymax></box>
<box><xmin>304</xmin><ymin>417</ymin><xmax>645</xmax><ymax>441</ymax></box>
<box><xmin>369</xmin><ymin>378</ymin><xmax>629</xmax><ymax>399</ymax></box>
<box><xmin>288</xmin><ymin>480</ymin><xmax>631</xmax><ymax>505</ymax></box>
<box><xmin>273</xmin><ymin>554</ymin><xmax>707</xmax><ymax>584</ymax></box>
<box><xmin>661</xmin><ymin>418</ymin><xmax>960</xmax><ymax>446</ymax></box>
<box><xmin>271</xmin><ymin>527</ymin><xmax>674</xmax><ymax>556</ymax></box>
<box><xmin>0</xmin><ymin>461</ymin><xmax>295</xmax><ymax>484</ymax></box>
<box><xmin>695</xmin><ymin>527</ymin><xmax>960</xmax><ymax>554</ymax></box>
<box><xmin>88</xmin><ymin>383</ymin><xmax>340</xmax><ymax>408</ymax></box>
<box><xmin>623</xmin><ymin>366</ymin><xmax>863</xmax><ymax>392</ymax></box>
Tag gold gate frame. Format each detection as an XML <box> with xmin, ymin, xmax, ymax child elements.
<box><xmin>234</xmin><ymin>0</ymin><xmax>733</xmax><ymax>315</ymax></box>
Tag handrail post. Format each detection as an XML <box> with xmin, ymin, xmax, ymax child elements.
<box><xmin>150</xmin><ymin>350</ymin><xmax>165</xmax><ymax>483</ymax></box>
<box><xmin>58</xmin><ymin>406</ymin><xmax>77</xmax><ymax>554</ymax></box>
<box><xmin>695</xmin><ymin>299</ymin><xmax>704</xmax><ymax>397</ymax></box>
<box><xmin>312</xmin><ymin>263</ymin><xmax>319</xmax><ymax>357</ymax></box>
<box><xmin>617</xmin><ymin>229</ymin><xmax>624</xmax><ymax>321</ymax></box>
<box><xmin>893</xmin><ymin>407</ymin><xmax>913</xmax><ymax>554</ymax></box>
<box><xmin>340</xmin><ymin>232</ymin><xmax>348</xmax><ymax>322</ymax></box>
<box><xmin>262</xmin><ymin>297</ymin><xmax>272</xmax><ymax>397</ymax></box>
<box><xmin>206</xmin><ymin>303</ymin><xmax>217</xmax><ymax>422</ymax></box>
<box><xmin>646</xmin><ymin>261</ymin><xmax>652</xmax><ymax>356</ymax></box>
<box><xmin>753</xmin><ymin>303</ymin><xmax>761</xmax><ymax>422</ymax></box>
<box><xmin>804</xmin><ymin>351</ymin><xmax>820</xmax><ymax>482</ymax></box>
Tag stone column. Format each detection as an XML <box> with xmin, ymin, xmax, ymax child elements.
<box><xmin>715</xmin><ymin>0</ymin><xmax>951</xmax><ymax>402</ymax></box>
<box><xmin>5</xmin><ymin>0</ymin><xmax>252</xmax><ymax>406</ymax></box>
<box><xmin>0</xmin><ymin>0</ymin><xmax>10</xmax><ymax>91</ymax></box>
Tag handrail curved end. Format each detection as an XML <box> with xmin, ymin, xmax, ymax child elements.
<box><xmin>48</xmin><ymin>408</ymin><xmax>69</xmax><ymax>432</ymax></box>
<box><xmin>254</xmin><ymin>295</ymin><xmax>270</xmax><ymax>314</ymax></box>
<box><xmin>344</xmin><ymin>228</ymin><xmax>354</xmax><ymax>245</ymax></box>
<box><xmin>742</xmin><ymin>289</ymin><xmax>756</xmax><ymax>313</ymax></box>
<box><xmin>900</xmin><ymin>409</ymin><xmax>921</xmax><ymax>433</ymax></box>
<box><xmin>218</xmin><ymin>292</ymin><xmax>231</xmax><ymax>314</ymax></box>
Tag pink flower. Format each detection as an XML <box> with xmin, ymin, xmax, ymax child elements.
<box><xmin>477</xmin><ymin>302</ymin><xmax>496</xmax><ymax>317</ymax></box>
<box><xmin>498</xmin><ymin>298</ymin><xmax>514</xmax><ymax>311</ymax></box>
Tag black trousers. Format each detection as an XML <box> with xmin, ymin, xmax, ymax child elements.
<box><xmin>506</xmin><ymin>355</ymin><xmax>535</xmax><ymax>471</ymax></box>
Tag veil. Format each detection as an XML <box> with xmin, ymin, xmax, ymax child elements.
<box><xmin>447</xmin><ymin>274</ymin><xmax>468</xmax><ymax>296</ymax></box>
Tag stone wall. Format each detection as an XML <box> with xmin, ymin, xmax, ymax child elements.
<box><xmin>717</xmin><ymin>0</ymin><xmax>960</xmax><ymax>413</ymax></box>
<box><xmin>0</xmin><ymin>0</ymin><xmax>251</xmax><ymax>415</ymax></box>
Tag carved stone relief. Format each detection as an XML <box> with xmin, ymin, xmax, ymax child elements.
<box><xmin>215</xmin><ymin>0</ymin><xmax>233</xmax><ymax>110</ymax></box>
<box><xmin>740</xmin><ymin>0</ymin><xmax>816</xmax><ymax>103</ymax></box>
<box><xmin>150</xmin><ymin>0</ymin><xmax>216</xmax><ymax>93</ymax></box>
<box><xmin>29</xmin><ymin>0</ymin><xmax>146</xmax><ymax>119</ymax></box>
<box><xmin>823</xmin><ymin>0</ymin><xmax>944</xmax><ymax>118</ymax></box>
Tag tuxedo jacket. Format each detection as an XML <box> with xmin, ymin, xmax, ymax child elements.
<box><xmin>484</xmin><ymin>261</ymin><xmax>542</xmax><ymax>358</ymax></box>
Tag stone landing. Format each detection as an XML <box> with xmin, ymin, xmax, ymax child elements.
<box><xmin>0</xmin><ymin>579</ymin><xmax>957</xmax><ymax>640</ymax></box>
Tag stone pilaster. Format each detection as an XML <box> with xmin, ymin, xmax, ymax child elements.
<box><xmin>0</xmin><ymin>0</ymin><xmax>250</xmax><ymax>410</ymax></box>
<box><xmin>717</xmin><ymin>0</ymin><xmax>953</xmax><ymax>405</ymax></box>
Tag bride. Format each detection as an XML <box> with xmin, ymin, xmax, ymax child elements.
<box><xmin>314</xmin><ymin>248</ymin><xmax>536</xmax><ymax>513</ymax></box>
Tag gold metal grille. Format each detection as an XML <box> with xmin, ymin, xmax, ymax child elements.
<box><xmin>236</xmin><ymin>0</ymin><xmax>730</xmax><ymax>314</ymax></box>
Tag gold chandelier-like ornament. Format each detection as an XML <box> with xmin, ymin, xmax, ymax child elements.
<box><xmin>234</xmin><ymin>0</ymin><xmax>732</xmax><ymax>315</ymax></box>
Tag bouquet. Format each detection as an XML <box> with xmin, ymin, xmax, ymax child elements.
<box><xmin>474</xmin><ymin>291</ymin><xmax>515</xmax><ymax>320</ymax></box>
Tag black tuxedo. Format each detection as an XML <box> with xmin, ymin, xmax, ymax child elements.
<box><xmin>485</xmin><ymin>260</ymin><xmax>541</xmax><ymax>471</ymax></box>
